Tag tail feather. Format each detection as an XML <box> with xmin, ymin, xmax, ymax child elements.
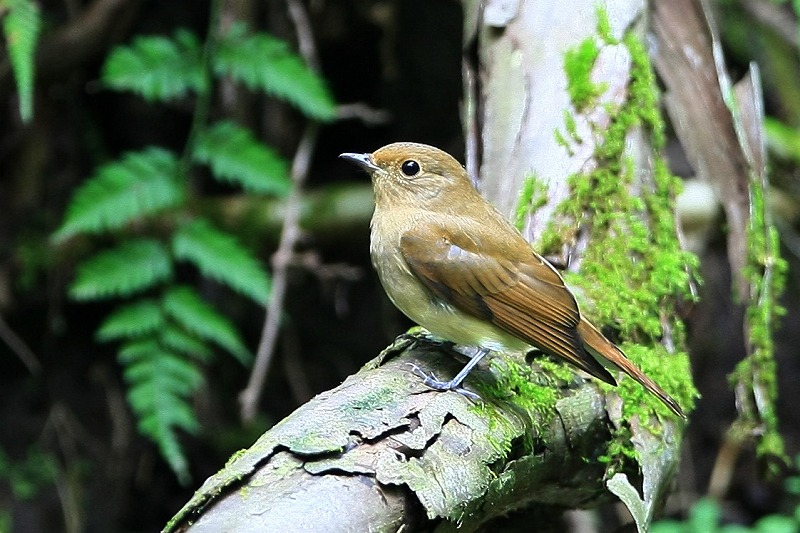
<box><xmin>577</xmin><ymin>318</ymin><xmax>686</xmax><ymax>419</ymax></box>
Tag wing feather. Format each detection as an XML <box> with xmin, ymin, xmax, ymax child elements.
<box><xmin>399</xmin><ymin>218</ymin><xmax>615</xmax><ymax>384</ymax></box>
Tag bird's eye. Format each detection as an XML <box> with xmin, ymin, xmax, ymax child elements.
<box><xmin>401</xmin><ymin>160</ymin><xmax>420</xmax><ymax>177</ymax></box>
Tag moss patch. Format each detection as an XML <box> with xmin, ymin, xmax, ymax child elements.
<box><xmin>564</xmin><ymin>38</ymin><xmax>606</xmax><ymax>112</ymax></box>
<box><xmin>730</xmin><ymin>170</ymin><xmax>788</xmax><ymax>464</ymax></box>
<box><xmin>533</xmin><ymin>10</ymin><xmax>701</xmax><ymax>461</ymax></box>
<box><xmin>513</xmin><ymin>175</ymin><xmax>549</xmax><ymax>231</ymax></box>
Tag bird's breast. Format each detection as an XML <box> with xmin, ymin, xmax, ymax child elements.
<box><xmin>369</xmin><ymin>209</ymin><xmax>528</xmax><ymax>353</ymax></box>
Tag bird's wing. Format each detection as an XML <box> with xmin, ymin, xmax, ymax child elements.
<box><xmin>399</xmin><ymin>218</ymin><xmax>615</xmax><ymax>384</ymax></box>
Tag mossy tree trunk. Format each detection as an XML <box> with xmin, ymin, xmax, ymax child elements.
<box><xmin>164</xmin><ymin>1</ymin><xmax>701</xmax><ymax>531</ymax></box>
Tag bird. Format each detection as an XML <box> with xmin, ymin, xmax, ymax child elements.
<box><xmin>340</xmin><ymin>142</ymin><xmax>685</xmax><ymax>418</ymax></box>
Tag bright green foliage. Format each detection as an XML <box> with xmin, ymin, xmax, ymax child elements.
<box><xmin>160</xmin><ymin>324</ymin><xmax>213</xmax><ymax>362</ymax></box>
<box><xmin>97</xmin><ymin>289</ymin><xmax>244</xmax><ymax>484</ymax></box>
<box><xmin>215</xmin><ymin>24</ymin><xmax>337</xmax><ymax>121</ymax></box>
<box><xmin>102</xmin><ymin>28</ymin><xmax>206</xmax><ymax>101</ymax></box>
<box><xmin>172</xmin><ymin>218</ymin><xmax>270</xmax><ymax>305</ymax></box>
<box><xmin>53</xmin><ymin>148</ymin><xmax>185</xmax><ymax>241</ymax></box>
<box><xmin>70</xmin><ymin>239</ymin><xmax>173</xmax><ymax>300</ymax></box>
<box><xmin>119</xmin><ymin>339</ymin><xmax>202</xmax><ymax>484</ymax></box>
<box><xmin>163</xmin><ymin>286</ymin><xmax>251</xmax><ymax>365</ymax></box>
<box><xmin>96</xmin><ymin>299</ymin><xmax>164</xmax><ymax>341</ymax></box>
<box><xmin>55</xmin><ymin>7</ymin><xmax>336</xmax><ymax>482</ymax></box>
<box><xmin>192</xmin><ymin>121</ymin><xmax>291</xmax><ymax>195</ymax></box>
<box><xmin>1</xmin><ymin>0</ymin><xmax>40</xmax><ymax>122</ymax></box>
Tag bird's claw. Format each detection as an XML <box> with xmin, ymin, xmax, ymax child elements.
<box><xmin>404</xmin><ymin>363</ymin><xmax>482</xmax><ymax>402</ymax></box>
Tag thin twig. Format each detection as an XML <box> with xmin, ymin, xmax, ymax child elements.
<box><xmin>240</xmin><ymin>124</ymin><xmax>318</xmax><ymax>421</ymax></box>
<box><xmin>0</xmin><ymin>313</ymin><xmax>41</xmax><ymax>374</ymax></box>
<box><xmin>239</xmin><ymin>0</ymin><xmax>322</xmax><ymax>422</ymax></box>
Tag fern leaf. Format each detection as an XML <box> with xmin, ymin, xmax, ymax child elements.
<box><xmin>215</xmin><ymin>25</ymin><xmax>336</xmax><ymax>121</ymax></box>
<box><xmin>96</xmin><ymin>299</ymin><xmax>163</xmax><ymax>341</ymax></box>
<box><xmin>192</xmin><ymin>121</ymin><xmax>291</xmax><ymax>195</ymax></box>
<box><xmin>118</xmin><ymin>340</ymin><xmax>201</xmax><ymax>484</ymax></box>
<box><xmin>54</xmin><ymin>148</ymin><xmax>184</xmax><ymax>241</ymax></box>
<box><xmin>162</xmin><ymin>285</ymin><xmax>251</xmax><ymax>364</ymax></box>
<box><xmin>2</xmin><ymin>0</ymin><xmax>41</xmax><ymax>122</ymax></box>
<box><xmin>160</xmin><ymin>324</ymin><xmax>212</xmax><ymax>362</ymax></box>
<box><xmin>70</xmin><ymin>239</ymin><xmax>173</xmax><ymax>300</ymax></box>
<box><xmin>102</xmin><ymin>28</ymin><xmax>206</xmax><ymax>101</ymax></box>
<box><xmin>172</xmin><ymin>218</ymin><xmax>270</xmax><ymax>305</ymax></box>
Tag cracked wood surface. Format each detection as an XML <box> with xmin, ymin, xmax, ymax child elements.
<box><xmin>164</xmin><ymin>345</ymin><xmax>615</xmax><ymax>532</ymax></box>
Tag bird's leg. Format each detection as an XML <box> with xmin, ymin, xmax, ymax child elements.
<box><xmin>407</xmin><ymin>347</ymin><xmax>490</xmax><ymax>401</ymax></box>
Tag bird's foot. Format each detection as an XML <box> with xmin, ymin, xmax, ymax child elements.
<box><xmin>405</xmin><ymin>363</ymin><xmax>481</xmax><ymax>401</ymax></box>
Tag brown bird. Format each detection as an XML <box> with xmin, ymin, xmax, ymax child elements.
<box><xmin>340</xmin><ymin>142</ymin><xmax>685</xmax><ymax>418</ymax></box>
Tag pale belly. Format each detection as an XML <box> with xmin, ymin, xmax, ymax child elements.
<box><xmin>370</xmin><ymin>221</ymin><xmax>529</xmax><ymax>354</ymax></box>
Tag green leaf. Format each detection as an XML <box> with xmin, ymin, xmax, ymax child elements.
<box><xmin>70</xmin><ymin>239</ymin><xmax>172</xmax><ymax>300</ymax></box>
<box><xmin>192</xmin><ymin>121</ymin><xmax>291</xmax><ymax>195</ymax></box>
<box><xmin>162</xmin><ymin>285</ymin><xmax>251</xmax><ymax>364</ymax></box>
<box><xmin>765</xmin><ymin>117</ymin><xmax>800</xmax><ymax>164</ymax></box>
<box><xmin>118</xmin><ymin>340</ymin><xmax>202</xmax><ymax>484</ymax></box>
<box><xmin>172</xmin><ymin>218</ymin><xmax>270</xmax><ymax>305</ymax></box>
<box><xmin>53</xmin><ymin>147</ymin><xmax>184</xmax><ymax>241</ymax></box>
<box><xmin>97</xmin><ymin>299</ymin><xmax>164</xmax><ymax>341</ymax></box>
<box><xmin>2</xmin><ymin>0</ymin><xmax>41</xmax><ymax>122</ymax></box>
<box><xmin>102</xmin><ymin>28</ymin><xmax>206</xmax><ymax>101</ymax></box>
<box><xmin>159</xmin><ymin>324</ymin><xmax>212</xmax><ymax>362</ymax></box>
<box><xmin>215</xmin><ymin>24</ymin><xmax>336</xmax><ymax>121</ymax></box>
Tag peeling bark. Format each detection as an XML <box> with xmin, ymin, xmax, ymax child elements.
<box><xmin>164</xmin><ymin>346</ymin><xmax>619</xmax><ymax>532</ymax></box>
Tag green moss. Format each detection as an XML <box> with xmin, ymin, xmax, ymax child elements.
<box><xmin>513</xmin><ymin>175</ymin><xmax>549</xmax><ymax>231</ymax></box>
<box><xmin>564</xmin><ymin>38</ymin><xmax>606</xmax><ymax>112</ymax></box>
<box><xmin>224</xmin><ymin>448</ymin><xmax>248</xmax><ymax>468</ymax></box>
<box><xmin>342</xmin><ymin>385</ymin><xmax>397</xmax><ymax>412</ymax></box>
<box><xmin>564</xmin><ymin>110</ymin><xmax>582</xmax><ymax>143</ymax></box>
<box><xmin>478</xmin><ymin>358</ymin><xmax>563</xmax><ymax>429</ymax></box>
<box><xmin>729</xmin><ymin>170</ymin><xmax>788</xmax><ymax>465</ymax></box>
<box><xmin>595</xmin><ymin>6</ymin><xmax>618</xmax><ymax>45</ymax></box>
<box><xmin>545</xmin><ymin>16</ymin><xmax>700</xmax><ymax>464</ymax></box>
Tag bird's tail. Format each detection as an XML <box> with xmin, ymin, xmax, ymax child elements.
<box><xmin>577</xmin><ymin>317</ymin><xmax>686</xmax><ymax>419</ymax></box>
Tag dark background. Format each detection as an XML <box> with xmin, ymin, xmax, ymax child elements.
<box><xmin>1</xmin><ymin>0</ymin><xmax>798</xmax><ymax>531</ymax></box>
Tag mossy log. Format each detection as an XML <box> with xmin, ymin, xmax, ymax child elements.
<box><xmin>164</xmin><ymin>341</ymin><xmax>681</xmax><ymax>532</ymax></box>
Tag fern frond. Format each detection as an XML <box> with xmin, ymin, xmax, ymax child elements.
<box><xmin>162</xmin><ymin>285</ymin><xmax>251</xmax><ymax>364</ymax></box>
<box><xmin>192</xmin><ymin>121</ymin><xmax>291</xmax><ymax>195</ymax></box>
<box><xmin>70</xmin><ymin>239</ymin><xmax>173</xmax><ymax>300</ymax></box>
<box><xmin>160</xmin><ymin>324</ymin><xmax>212</xmax><ymax>362</ymax></box>
<box><xmin>118</xmin><ymin>340</ymin><xmax>201</xmax><ymax>484</ymax></box>
<box><xmin>54</xmin><ymin>148</ymin><xmax>184</xmax><ymax>241</ymax></box>
<box><xmin>172</xmin><ymin>218</ymin><xmax>270</xmax><ymax>305</ymax></box>
<box><xmin>102</xmin><ymin>28</ymin><xmax>206</xmax><ymax>101</ymax></box>
<box><xmin>2</xmin><ymin>0</ymin><xmax>41</xmax><ymax>122</ymax></box>
<box><xmin>96</xmin><ymin>299</ymin><xmax>163</xmax><ymax>341</ymax></box>
<box><xmin>215</xmin><ymin>24</ymin><xmax>336</xmax><ymax>121</ymax></box>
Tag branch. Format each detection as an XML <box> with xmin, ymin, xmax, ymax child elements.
<box><xmin>0</xmin><ymin>313</ymin><xmax>41</xmax><ymax>374</ymax></box>
<box><xmin>238</xmin><ymin>0</ymin><xmax>324</xmax><ymax>422</ymax></box>
<box><xmin>239</xmin><ymin>124</ymin><xmax>318</xmax><ymax>422</ymax></box>
<box><xmin>166</xmin><ymin>345</ymin><xmax>667</xmax><ymax>532</ymax></box>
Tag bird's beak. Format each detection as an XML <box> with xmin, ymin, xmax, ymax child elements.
<box><xmin>339</xmin><ymin>152</ymin><xmax>381</xmax><ymax>173</ymax></box>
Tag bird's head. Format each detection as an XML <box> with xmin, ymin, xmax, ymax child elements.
<box><xmin>340</xmin><ymin>142</ymin><xmax>477</xmax><ymax>211</ymax></box>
